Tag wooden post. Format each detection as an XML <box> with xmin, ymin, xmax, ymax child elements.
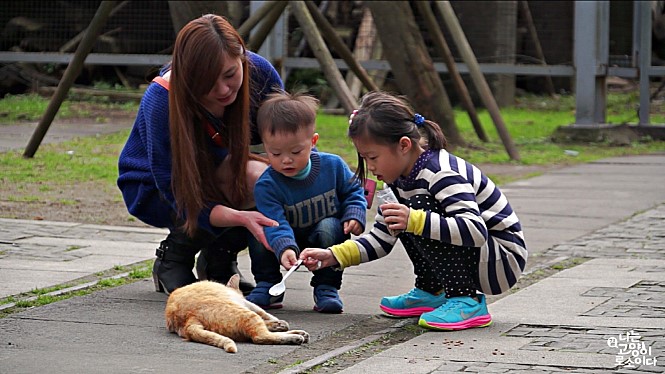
<box><xmin>23</xmin><ymin>1</ymin><xmax>117</xmax><ymax>158</ymax></box>
<box><xmin>289</xmin><ymin>1</ymin><xmax>357</xmax><ymax>113</ymax></box>
<box><xmin>304</xmin><ymin>0</ymin><xmax>379</xmax><ymax>92</ymax></box>
<box><xmin>415</xmin><ymin>1</ymin><xmax>488</xmax><ymax>142</ymax></box>
<box><xmin>346</xmin><ymin>7</ymin><xmax>376</xmax><ymax>99</ymax></box>
<box><xmin>247</xmin><ymin>1</ymin><xmax>288</xmax><ymax>51</ymax></box>
<box><xmin>435</xmin><ymin>1</ymin><xmax>520</xmax><ymax>161</ymax></box>
<box><xmin>284</xmin><ymin>1</ymin><xmax>329</xmax><ymax>82</ymax></box>
<box><xmin>368</xmin><ymin>37</ymin><xmax>387</xmax><ymax>90</ymax></box>
<box><xmin>519</xmin><ymin>0</ymin><xmax>555</xmax><ymax>96</ymax></box>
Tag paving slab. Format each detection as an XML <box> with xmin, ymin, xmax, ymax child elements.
<box><xmin>0</xmin><ymin>154</ymin><xmax>664</xmax><ymax>373</ymax></box>
<box><xmin>338</xmin><ymin>258</ymin><xmax>665</xmax><ymax>373</ymax></box>
<box><xmin>0</xmin><ymin>280</ymin><xmax>375</xmax><ymax>373</ymax></box>
<box><xmin>0</xmin><ymin>219</ymin><xmax>165</xmax><ymax>298</ymax></box>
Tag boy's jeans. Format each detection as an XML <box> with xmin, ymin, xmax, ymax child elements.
<box><xmin>249</xmin><ymin>217</ymin><xmax>348</xmax><ymax>288</ymax></box>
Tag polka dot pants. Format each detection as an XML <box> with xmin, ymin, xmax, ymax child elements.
<box><xmin>400</xmin><ymin>193</ymin><xmax>480</xmax><ymax>298</ymax></box>
<box><xmin>402</xmin><ymin>236</ymin><xmax>479</xmax><ymax>298</ymax></box>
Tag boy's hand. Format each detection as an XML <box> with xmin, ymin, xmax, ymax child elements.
<box><xmin>280</xmin><ymin>249</ymin><xmax>299</xmax><ymax>270</ymax></box>
<box><xmin>344</xmin><ymin>219</ymin><xmax>363</xmax><ymax>235</ymax></box>
<box><xmin>299</xmin><ymin>248</ymin><xmax>338</xmax><ymax>271</ymax></box>
<box><xmin>380</xmin><ymin>202</ymin><xmax>409</xmax><ymax>233</ymax></box>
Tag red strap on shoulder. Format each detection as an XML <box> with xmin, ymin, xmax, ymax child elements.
<box><xmin>151</xmin><ymin>75</ymin><xmax>223</xmax><ymax>146</ymax></box>
<box><xmin>152</xmin><ymin>76</ymin><xmax>170</xmax><ymax>90</ymax></box>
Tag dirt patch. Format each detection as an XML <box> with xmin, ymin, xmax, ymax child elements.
<box><xmin>0</xmin><ymin>164</ymin><xmax>557</xmax><ymax>228</ymax></box>
<box><xmin>0</xmin><ymin>179</ymin><xmax>148</xmax><ymax>227</ymax></box>
<box><xmin>0</xmin><ymin>107</ymin><xmax>559</xmax><ymax>228</ymax></box>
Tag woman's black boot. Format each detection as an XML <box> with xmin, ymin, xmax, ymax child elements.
<box><xmin>196</xmin><ymin>247</ymin><xmax>255</xmax><ymax>295</ymax></box>
<box><xmin>152</xmin><ymin>239</ymin><xmax>198</xmax><ymax>295</ymax></box>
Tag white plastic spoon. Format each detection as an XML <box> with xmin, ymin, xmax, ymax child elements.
<box><xmin>268</xmin><ymin>259</ymin><xmax>303</xmax><ymax>296</ymax></box>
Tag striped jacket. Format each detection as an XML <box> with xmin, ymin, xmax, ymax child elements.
<box><xmin>330</xmin><ymin>149</ymin><xmax>528</xmax><ymax>295</ymax></box>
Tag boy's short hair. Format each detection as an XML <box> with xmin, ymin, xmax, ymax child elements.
<box><xmin>257</xmin><ymin>89</ymin><xmax>319</xmax><ymax>136</ymax></box>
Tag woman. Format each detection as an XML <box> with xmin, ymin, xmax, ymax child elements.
<box><xmin>117</xmin><ymin>14</ymin><xmax>283</xmax><ymax>295</ymax></box>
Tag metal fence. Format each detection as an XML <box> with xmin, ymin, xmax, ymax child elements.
<box><xmin>1</xmin><ymin>1</ymin><xmax>174</xmax><ymax>54</ymax></box>
<box><xmin>0</xmin><ymin>1</ymin><xmax>663</xmax><ymax>124</ymax></box>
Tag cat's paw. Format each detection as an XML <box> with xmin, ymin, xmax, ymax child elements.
<box><xmin>222</xmin><ymin>341</ymin><xmax>237</xmax><ymax>353</ymax></box>
<box><xmin>288</xmin><ymin>330</ymin><xmax>310</xmax><ymax>343</ymax></box>
<box><xmin>266</xmin><ymin>319</ymin><xmax>289</xmax><ymax>332</ymax></box>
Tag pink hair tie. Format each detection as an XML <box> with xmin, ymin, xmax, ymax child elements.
<box><xmin>349</xmin><ymin>109</ymin><xmax>359</xmax><ymax>126</ymax></box>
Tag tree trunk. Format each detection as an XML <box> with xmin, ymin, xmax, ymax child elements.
<box><xmin>366</xmin><ymin>1</ymin><xmax>463</xmax><ymax>148</ymax></box>
<box><xmin>491</xmin><ymin>1</ymin><xmax>517</xmax><ymax>107</ymax></box>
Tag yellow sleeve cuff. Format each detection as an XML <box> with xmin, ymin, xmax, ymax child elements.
<box><xmin>329</xmin><ymin>241</ymin><xmax>361</xmax><ymax>269</ymax></box>
<box><xmin>406</xmin><ymin>209</ymin><xmax>426</xmax><ymax>235</ymax></box>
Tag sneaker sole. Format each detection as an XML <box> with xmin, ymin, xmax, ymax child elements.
<box><xmin>380</xmin><ymin>305</ymin><xmax>436</xmax><ymax>317</ymax></box>
<box><xmin>418</xmin><ymin>314</ymin><xmax>492</xmax><ymax>331</ymax></box>
<box><xmin>256</xmin><ymin>303</ymin><xmax>283</xmax><ymax>310</ymax></box>
<box><xmin>313</xmin><ymin>306</ymin><xmax>343</xmax><ymax>314</ymax></box>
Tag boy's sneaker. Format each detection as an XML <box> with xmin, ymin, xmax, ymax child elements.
<box><xmin>245</xmin><ymin>281</ymin><xmax>283</xmax><ymax>309</ymax></box>
<box><xmin>379</xmin><ymin>288</ymin><xmax>447</xmax><ymax>317</ymax></box>
<box><xmin>418</xmin><ymin>294</ymin><xmax>492</xmax><ymax>331</ymax></box>
<box><xmin>313</xmin><ymin>285</ymin><xmax>343</xmax><ymax>313</ymax></box>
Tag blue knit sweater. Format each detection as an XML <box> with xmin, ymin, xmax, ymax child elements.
<box><xmin>254</xmin><ymin>152</ymin><xmax>367</xmax><ymax>260</ymax></box>
<box><xmin>117</xmin><ymin>52</ymin><xmax>283</xmax><ymax>234</ymax></box>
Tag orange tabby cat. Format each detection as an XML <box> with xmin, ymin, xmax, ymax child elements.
<box><xmin>165</xmin><ymin>275</ymin><xmax>309</xmax><ymax>353</ymax></box>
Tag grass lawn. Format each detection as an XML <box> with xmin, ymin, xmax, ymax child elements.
<box><xmin>1</xmin><ymin>91</ymin><xmax>664</xmax><ymax>189</ymax></box>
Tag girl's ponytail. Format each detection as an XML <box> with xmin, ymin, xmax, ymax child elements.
<box><xmin>419</xmin><ymin>118</ymin><xmax>447</xmax><ymax>151</ymax></box>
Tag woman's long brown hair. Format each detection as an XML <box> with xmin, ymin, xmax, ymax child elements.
<box><xmin>169</xmin><ymin>14</ymin><xmax>250</xmax><ymax>236</ymax></box>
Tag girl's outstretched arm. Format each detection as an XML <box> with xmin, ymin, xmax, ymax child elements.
<box><xmin>300</xmin><ymin>208</ymin><xmax>400</xmax><ymax>272</ymax></box>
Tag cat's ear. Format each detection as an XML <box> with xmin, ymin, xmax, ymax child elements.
<box><xmin>226</xmin><ymin>274</ymin><xmax>241</xmax><ymax>290</ymax></box>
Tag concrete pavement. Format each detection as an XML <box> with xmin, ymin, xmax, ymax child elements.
<box><xmin>1</xmin><ymin>153</ymin><xmax>664</xmax><ymax>373</ymax></box>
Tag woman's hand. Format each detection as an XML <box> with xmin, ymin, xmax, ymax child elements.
<box><xmin>242</xmin><ymin>211</ymin><xmax>279</xmax><ymax>250</ymax></box>
<box><xmin>299</xmin><ymin>248</ymin><xmax>339</xmax><ymax>271</ymax></box>
<box><xmin>380</xmin><ymin>202</ymin><xmax>409</xmax><ymax>232</ymax></box>
<box><xmin>210</xmin><ymin>205</ymin><xmax>277</xmax><ymax>250</ymax></box>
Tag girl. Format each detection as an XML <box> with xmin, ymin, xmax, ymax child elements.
<box><xmin>300</xmin><ymin>91</ymin><xmax>528</xmax><ymax>331</ymax></box>
<box><xmin>117</xmin><ymin>15</ymin><xmax>282</xmax><ymax>295</ymax></box>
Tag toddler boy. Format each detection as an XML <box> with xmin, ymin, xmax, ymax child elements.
<box><xmin>247</xmin><ymin>90</ymin><xmax>366</xmax><ymax>313</ymax></box>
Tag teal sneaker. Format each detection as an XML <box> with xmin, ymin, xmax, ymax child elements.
<box><xmin>418</xmin><ymin>294</ymin><xmax>492</xmax><ymax>331</ymax></box>
<box><xmin>245</xmin><ymin>281</ymin><xmax>284</xmax><ymax>309</ymax></box>
<box><xmin>379</xmin><ymin>288</ymin><xmax>447</xmax><ymax>317</ymax></box>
